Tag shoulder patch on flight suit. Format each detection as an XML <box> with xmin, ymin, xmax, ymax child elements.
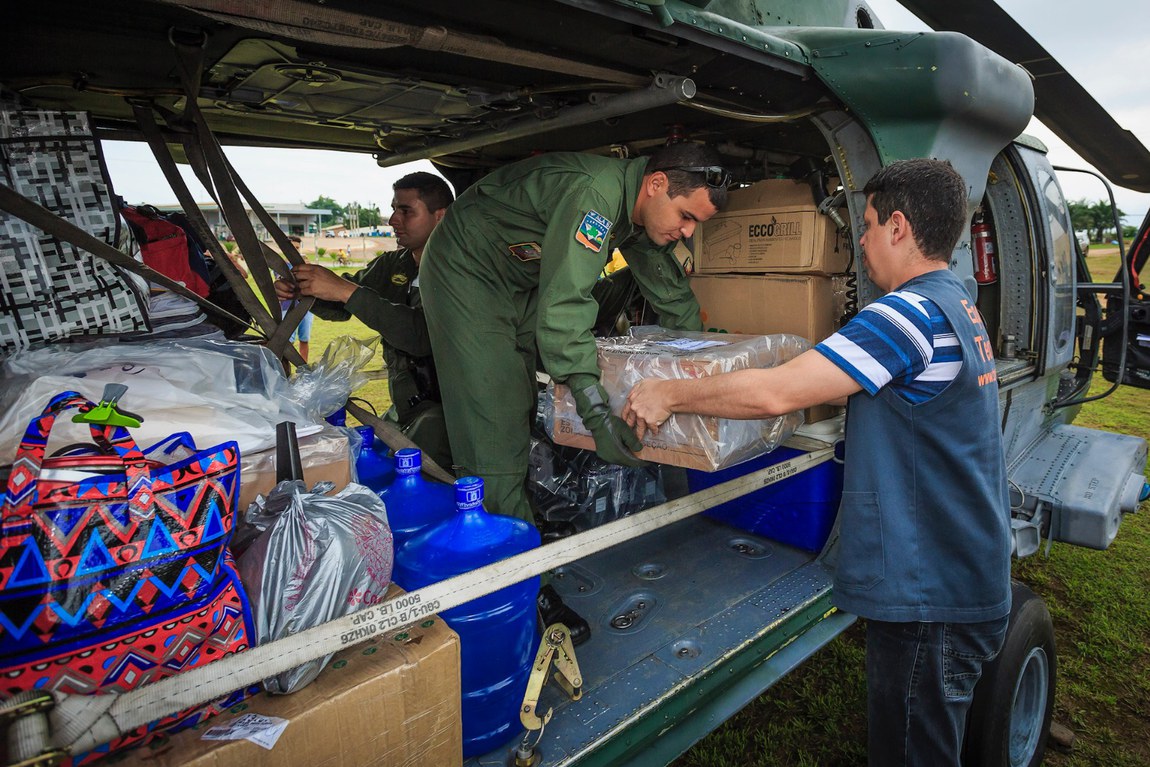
<box><xmin>391</xmin><ymin>273</ymin><xmax>409</xmax><ymax>286</ymax></box>
<box><xmin>575</xmin><ymin>210</ymin><xmax>612</xmax><ymax>253</ymax></box>
<box><xmin>508</xmin><ymin>242</ymin><xmax>543</xmax><ymax>261</ymax></box>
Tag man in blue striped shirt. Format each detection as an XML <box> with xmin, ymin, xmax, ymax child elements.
<box><xmin>624</xmin><ymin>159</ymin><xmax>1011</xmax><ymax>767</ymax></box>
<box><xmin>818</xmin><ymin>285</ymin><xmax>962</xmax><ymax>403</ymax></box>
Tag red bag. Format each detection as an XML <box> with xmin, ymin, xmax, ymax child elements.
<box><xmin>121</xmin><ymin>205</ymin><xmax>212</xmax><ymax>297</ymax></box>
<box><xmin>0</xmin><ymin>391</ymin><xmax>255</xmax><ymax>762</ymax></box>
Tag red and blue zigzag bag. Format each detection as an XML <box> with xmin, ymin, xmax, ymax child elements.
<box><xmin>0</xmin><ymin>391</ymin><xmax>256</xmax><ymax>763</ymax></box>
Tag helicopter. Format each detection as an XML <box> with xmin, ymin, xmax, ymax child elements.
<box><xmin>1</xmin><ymin>1</ymin><xmax>1149</xmax><ymax>766</ymax></box>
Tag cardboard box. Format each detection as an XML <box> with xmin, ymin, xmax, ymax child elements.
<box><xmin>552</xmin><ymin>331</ymin><xmax>805</xmax><ymax>472</ymax></box>
<box><xmin>691</xmin><ymin>273</ymin><xmax>836</xmax><ymax>343</ymax></box>
<box><xmin>694</xmin><ymin>179</ymin><xmax>850</xmax><ymax>274</ymax></box>
<box><xmin>117</xmin><ymin>612</ymin><xmax>462</xmax><ymax>767</ymax></box>
<box><xmin>690</xmin><ymin>274</ymin><xmax>842</xmax><ymax>424</ymax></box>
<box><xmin>237</xmin><ymin>426</ymin><xmax>352</xmax><ymax>511</ymax></box>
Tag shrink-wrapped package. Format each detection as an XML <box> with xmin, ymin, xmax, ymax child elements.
<box><xmin>551</xmin><ymin>327</ymin><xmax>808</xmax><ymax>471</ymax></box>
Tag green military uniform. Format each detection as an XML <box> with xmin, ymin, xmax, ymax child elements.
<box><xmin>421</xmin><ymin>153</ymin><xmax>702</xmax><ymax>522</ymax></box>
<box><xmin>309</xmin><ymin>248</ymin><xmax>451</xmax><ymax>469</ymax></box>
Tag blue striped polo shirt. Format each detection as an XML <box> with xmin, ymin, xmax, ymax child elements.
<box><xmin>815</xmin><ymin>290</ymin><xmax>962</xmax><ymax>404</ymax></box>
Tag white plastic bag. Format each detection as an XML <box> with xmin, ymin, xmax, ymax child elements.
<box><xmin>0</xmin><ymin>339</ymin><xmax>321</xmax><ymax>459</ymax></box>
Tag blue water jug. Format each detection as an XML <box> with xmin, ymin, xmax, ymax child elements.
<box><xmin>379</xmin><ymin>448</ymin><xmax>454</xmax><ymax>556</ymax></box>
<box><xmin>393</xmin><ymin>476</ymin><xmax>541</xmax><ymax>758</ymax></box>
<box><xmin>352</xmin><ymin>425</ymin><xmax>395</xmax><ymax>490</ymax></box>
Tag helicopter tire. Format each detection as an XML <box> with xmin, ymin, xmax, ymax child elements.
<box><xmin>963</xmin><ymin>581</ymin><xmax>1056</xmax><ymax>767</ymax></box>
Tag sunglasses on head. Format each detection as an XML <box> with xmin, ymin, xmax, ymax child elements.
<box><xmin>653</xmin><ymin>165</ymin><xmax>732</xmax><ymax>189</ymax></box>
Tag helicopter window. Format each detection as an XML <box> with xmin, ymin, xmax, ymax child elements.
<box><xmin>1037</xmin><ymin>166</ymin><xmax>1077</xmax><ymax>364</ymax></box>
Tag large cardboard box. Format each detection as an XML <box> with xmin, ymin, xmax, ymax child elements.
<box><xmin>117</xmin><ymin>613</ymin><xmax>462</xmax><ymax>767</ymax></box>
<box><xmin>691</xmin><ymin>273</ymin><xmax>836</xmax><ymax>342</ymax></box>
<box><xmin>237</xmin><ymin>426</ymin><xmax>352</xmax><ymax>511</ymax></box>
<box><xmin>694</xmin><ymin>179</ymin><xmax>850</xmax><ymax>274</ymax></box>
<box><xmin>552</xmin><ymin>331</ymin><xmax>805</xmax><ymax>472</ymax></box>
<box><xmin>690</xmin><ymin>274</ymin><xmax>842</xmax><ymax>423</ymax></box>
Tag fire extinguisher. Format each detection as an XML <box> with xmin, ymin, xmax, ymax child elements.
<box><xmin>972</xmin><ymin>215</ymin><xmax>998</xmax><ymax>285</ymax></box>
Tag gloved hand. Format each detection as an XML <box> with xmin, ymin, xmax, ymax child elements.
<box><xmin>569</xmin><ymin>374</ymin><xmax>647</xmax><ymax>468</ymax></box>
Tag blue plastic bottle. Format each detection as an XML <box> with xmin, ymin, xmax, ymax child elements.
<box><xmin>352</xmin><ymin>425</ymin><xmax>395</xmax><ymax>490</ymax></box>
<box><xmin>393</xmin><ymin>477</ymin><xmax>541</xmax><ymax>758</ymax></box>
<box><xmin>379</xmin><ymin>448</ymin><xmax>455</xmax><ymax>557</ymax></box>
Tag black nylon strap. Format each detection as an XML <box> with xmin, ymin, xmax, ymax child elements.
<box><xmin>0</xmin><ymin>182</ymin><xmax>252</xmax><ymax>332</ymax></box>
<box><xmin>344</xmin><ymin>400</ymin><xmax>454</xmax><ymax>484</ymax></box>
<box><xmin>129</xmin><ymin>101</ymin><xmax>278</xmax><ymax>338</ymax></box>
<box><xmin>167</xmin><ymin>41</ymin><xmax>310</xmax><ymax>359</ymax></box>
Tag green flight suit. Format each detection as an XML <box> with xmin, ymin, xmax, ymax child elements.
<box><xmin>420</xmin><ymin>153</ymin><xmax>702</xmax><ymax>523</ymax></box>
<box><xmin>309</xmin><ymin>248</ymin><xmax>452</xmax><ymax>469</ymax></box>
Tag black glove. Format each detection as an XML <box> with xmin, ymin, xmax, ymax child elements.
<box><xmin>569</xmin><ymin>375</ymin><xmax>647</xmax><ymax>468</ymax></box>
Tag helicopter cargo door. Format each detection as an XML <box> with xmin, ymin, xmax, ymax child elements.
<box><xmin>1102</xmin><ymin>293</ymin><xmax>1150</xmax><ymax>390</ymax></box>
<box><xmin>1101</xmin><ymin>212</ymin><xmax>1150</xmax><ymax>390</ymax></box>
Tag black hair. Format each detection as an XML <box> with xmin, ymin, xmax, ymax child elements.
<box><xmin>646</xmin><ymin>143</ymin><xmax>729</xmax><ymax>210</ymax></box>
<box><xmin>862</xmin><ymin>158</ymin><xmax>968</xmax><ymax>261</ymax></box>
<box><xmin>393</xmin><ymin>171</ymin><xmax>454</xmax><ymax>213</ymax></box>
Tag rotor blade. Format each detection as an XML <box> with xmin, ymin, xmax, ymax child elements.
<box><xmin>894</xmin><ymin>0</ymin><xmax>1150</xmax><ymax>193</ymax></box>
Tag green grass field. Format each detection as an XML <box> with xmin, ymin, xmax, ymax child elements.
<box><xmin>297</xmin><ymin>253</ymin><xmax>1150</xmax><ymax>765</ymax></box>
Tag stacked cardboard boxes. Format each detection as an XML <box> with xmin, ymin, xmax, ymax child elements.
<box><xmin>691</xmin><ymin>178</ymin><xmax>852</xmax><ymax>423</ymax></box>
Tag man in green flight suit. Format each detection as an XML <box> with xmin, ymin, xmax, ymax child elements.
<box><xmin>274</xmin><ymin>172</ymin><xmax>454</xmax><ymax>469</ymax></box>
<box><xmin>421</xmin><ymin>143</ymin><xmax>729</xmax><ymax>524</ymax></box>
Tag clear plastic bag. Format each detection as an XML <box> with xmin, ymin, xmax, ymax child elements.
<box><xmin>530</xmin><ymin>391</ymin><xmax>667</xmax><ymax>531</ymax></box>
<box><xmin>550</xmin><ymin>326</ymin><xmax>809</xmax><ymax>471</ymax></box>
<box><xmin>0</xmin><ymin>338</ymin><xmax>320</xmax><ymax>459</ymax></box>
<box><xmin>283</xmin><ymin>335</ymin><xmax>379</xmax><ymax>423</ymax></box>
<box><xmin>237</xmin><ymin>480</ymin><xmax>393</xmax><ymax>694</ymax></box>
<box><xmin>529</xmin><ymin>438</ymin><xmax>667</xmax><ymax>530</ymax></box>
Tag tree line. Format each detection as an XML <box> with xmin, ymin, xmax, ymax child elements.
<box><xmin>304</xmin><ymin>196</ymin><xmax>384</xmax><ymax>229</ymax></box>
<box><xmin>1068</xmin><ymin>199</ymin><xmax>1135</xmax><ymax>243</ymax></box>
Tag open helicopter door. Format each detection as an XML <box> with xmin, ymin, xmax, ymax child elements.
<box><xmin>1101</xmin><ymin>210</ymin><xmax>1150</xmax><ymax>390</ymax></box>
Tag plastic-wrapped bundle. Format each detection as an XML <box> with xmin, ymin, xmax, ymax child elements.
<box><xmin>237</xmin><ymin>480</ymin><xmax>393</xmax><ymax>694</ymax></box>
<box><xmin>551</xmin><ymin>326</ymin><xmax>808</xmax><ymax>471</ymax></box>
<box><xmin>528</xmin><ymin>435</ymin><xmax>666</xmax><ymax>531</ymax></box>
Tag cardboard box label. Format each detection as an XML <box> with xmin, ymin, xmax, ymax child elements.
<box><xmin>693</xmin><ymin>179</ymin><xmax>850</xmax><ymax>275</ymax></box>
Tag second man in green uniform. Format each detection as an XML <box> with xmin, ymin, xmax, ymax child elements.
<box><xmin>275</xmin><ymin>172</ymin><xmax>454</xmax><ymax>469</ymax></box>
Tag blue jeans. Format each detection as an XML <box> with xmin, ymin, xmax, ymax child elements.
<box><xmin>866</xmin><ymin>616</ymin><xmax>1009</xmax><ymax>767</ymax></box>
<box><xmin>283</xmin><ymin>305</ymin><xmax>313</xmax><ymax>343</ymax></box>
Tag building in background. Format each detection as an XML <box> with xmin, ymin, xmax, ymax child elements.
<box><xmin>156</xmin><ymin>203</ymin><xmax>330</xmax><ymax>240</ymax></box>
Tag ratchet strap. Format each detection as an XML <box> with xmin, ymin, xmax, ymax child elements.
<box><xmin>12</xmin><ymin>448</ymin><xmax>834</xmax><ymax>759</ymax></box>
